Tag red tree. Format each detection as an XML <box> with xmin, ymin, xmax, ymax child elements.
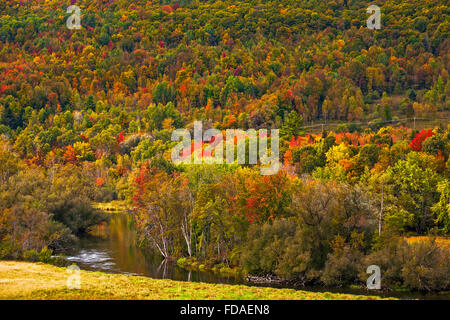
<box><xmin>409</xmin><ymin>129</ymin><xmax>434</xmax><ymax>151</ymax></box>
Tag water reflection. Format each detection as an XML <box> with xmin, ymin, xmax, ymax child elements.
<box><xmin>65</xmin><ymin>213</ymin><xmax>242</xmax><ymax>284</ymax></box>
<box><xmin>67</xmin><ymin>250</ymin><xmax>116</xmax><ymax>272</ymax></box>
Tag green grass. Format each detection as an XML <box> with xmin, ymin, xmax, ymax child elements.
<box><xmin>0</xmin><ymin>261</ymin><xmax>395</xmax><ymax>300</ymax></box>
<box><xmin>92</xmin><ymin>200</ymin><xmax>127</xmax><ymax>213</ymax></box>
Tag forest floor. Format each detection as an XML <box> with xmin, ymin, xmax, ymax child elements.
<box><xmin>0</xmin><ymin>261</ymin><xmax>394</xmax><ymax>300</ymax></box>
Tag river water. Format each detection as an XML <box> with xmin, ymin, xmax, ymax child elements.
<box><xmin>64</xmin><ymin>212</ymin><xmax>449</xmax><ymax>300</ymax></box>
<box><xmin>65</xmin><ymin>212</ymin><xmax>242</xmax><ymax>284</ymax></box>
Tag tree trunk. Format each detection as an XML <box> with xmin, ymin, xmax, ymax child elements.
<box><xmin>379</xmin><ymin>183</ymin><xmax>384</xmax><ymax>235</ymax></box>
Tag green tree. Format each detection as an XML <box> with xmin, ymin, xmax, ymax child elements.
<box><xmin>432</xmin><ymin>181</ymin><xmax>450</xmax><ymax>233</ymax></box>
<box><xmin>280</xmin><ymin>111</ymin><xmax>303</xmax><ymax>140</ymax></box>
<box><xmin>385</xmin><ymin>154</ymin><xmax>442</xmax><ymax>233</ymax></box>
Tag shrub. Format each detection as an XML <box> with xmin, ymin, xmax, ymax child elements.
<box><xmin>401</xmin><ymin>240</ymin><xmax>450</xmax><ymax>291</ymax></box>
<box><xmin>0</xmin><ymin>165</ymin><xmax>104</xmax><ymax>257</ymax></box>
<box><xmin>37</xmin><ymin>246</ymin><xmax>53</xmax><ymax>263</ymax></box>
<box><xmin>241</xmin><ymin>219</ymin><xmax>298</xmax><ymax>276</ymax></box>
<box><xmin>362</xmin><ymin>237</ymin><xmax>450</xmax><ymax>291</ymax></box>
<box><xmin>321</xmin><ymin>247</ymin><xmax>363</xmax><ymax>287</ymax></box>
<box><xmin>23</xmin><ymin>249</ymin><xmax>39</xmax><ymax>262</ymax></box>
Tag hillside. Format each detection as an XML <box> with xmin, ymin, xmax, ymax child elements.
<box><xmin>0</xmin><ymin>0</ymin><xmax>448</xmax><ymax>138</ymax></box>
<box><xmin>0</xmin><ymin>0</ymin><xmax>449</xmax><ymax>294</ymax></box>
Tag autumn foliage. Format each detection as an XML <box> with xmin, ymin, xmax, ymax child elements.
<box><xmin>409</xmin><ymin>129</ymin><xmax>435</xmax><ymax>151</ymax></box>
<box><xmin>0</xmin><ymin>0</ymin><xmax>449</xmax><ymax>292</ymax></box>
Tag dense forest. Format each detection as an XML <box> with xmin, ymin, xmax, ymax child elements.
<box><xmin>0</xmin><ymin>0</ymin><xmax>449</xmax><ymax>291</ymax></box>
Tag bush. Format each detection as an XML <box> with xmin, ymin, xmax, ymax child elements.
<box><xmin>336</xmin><ymin>123</ymin><xmax>361</xmax><ymax>133</ymax></box>
<box><xmin>37</xmin><ymin>246</ymin><xmax>53</xmax><ymax>263</ymax></box>
<box><xmin>23</xmin><ymin>249</ymin><xmax>39</xmax><ymax>262</ymax></box>
<box><xmin>23</xmin><ymin>247</ymin><xmax>52</xmax><ymax>262</ymax></box>
<box><xmin>0</xmin><ymin>241</ymin><xmax>14</xmax><ymax>259</ymax></box>
<box><xmin>321</xmin><ymin>247</ymin><xmax>363</xmax><ymax>287</ymax></box>
<box><xmin>241</xmin><ymin>219</ymin><xmax>311</xmax><ymax>281</ymax></box>
<box><xmin>241</xmin><ymin>219</ymin><xmax>298</xmax><ymax>276</ymax></box>
<box><xmin>0</xmin><ymin>164</ymin><xmax>104</xmax><ymax>257</ymax></box>
<box><xmin>402</xmin><ymin>240</ymin><xmax>450</xmax><ymax>291</ymax></box>
<box><xmin>361</xmin><ymin>237</ymin><xmax>450</xmax><ymax>291</ymax></box>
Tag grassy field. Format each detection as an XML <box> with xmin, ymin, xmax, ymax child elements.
<box><xmin>0</xmin><ymin>261</ymin><xmax>393</xmax><ymax>300</ymax></box>
<box><xmin>405</xmin><ymin>236</ymin><xmax>450</xmax><ymax>249</ymax></box>
<box><xmin>92</xmin><ymin>200</ymin><xmax>128</xmax><ymax>213</ymax></box>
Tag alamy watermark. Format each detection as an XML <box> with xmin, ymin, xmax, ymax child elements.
<box><xmin>367</xmin><ymin>5</ymin><xmax>381</xmax><ymax>30</ymax></box>
<box><xmin>67</xmin><ymin>264</ymin><xmax>81</xmax><ymax>290</ymax></box>
<box><xmin>366</xmin><ymin>265</ymin><xmax>381</xmax><ymax>289</ymax></box>
<box><xmin>67</xmin><ymin>5</ymin><xmax>81</xmax><ymax>30</ymax></box>
<box><xmin>171</xmin><ymin>121</ymin><xmax>280</xmax><ymax>175</ymax></box>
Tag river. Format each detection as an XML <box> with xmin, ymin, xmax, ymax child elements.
<box><xmin>64</xmin><ymin>212</ymin><xmax>449</xmax><ymax>300</ymax></box>
<box><xmin>65</xmin><ymin>212</ymin><xmax>242</xmax><ymax>285</ymax></box>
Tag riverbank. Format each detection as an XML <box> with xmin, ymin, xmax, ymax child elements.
<box><xmin>0</xmin><ymin>261</ymin><xmax>394</xmax><ymax>300</ymax></box>
<box><xmin>92</xmin><ymin>200</ymin><xmax>128</xmax><ymax>213</ymax></box>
